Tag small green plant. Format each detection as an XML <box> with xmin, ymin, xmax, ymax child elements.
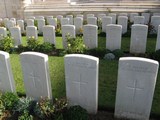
<box><xmin>27</xmin><ymin>37</ymin><xmax>40</xmax><ymax>51</ymax></box>
<box><xmin>53</xmin><ymin>98</ymin><xmax>67</xmax><ymax>113</ymax></box>
<box><xmin>34</xmin><ymin>97</ymin><xmax>54</xmax><ymax>119</ymax></box>
<box><xmin>1</xmin><ymin>92</ymin><xmax>18</xmax><ymax>111</ymax></box>
<box><xmin>18</xmin><ymin>110</ymin><xmax>33</xmax><ymax>120</ymax></box>
<box><xmin>0</xmin><ymin>36</ymin><xmax>14</xmax><ymax>53</ymax></box>
<box><xmin>14</xmin><ymin>97</ymin><xmax>34</xmax><ymax>114</ymax></box>
<box><xmin>66</xmin><ymin>34</ymin><xmax>86</xmax><ymax>54</ymax></box>
<box><xmin>38</xmin><ymin>42</ymin><xmax>55</xmax><ymax>53</ymax></box>
<box><xmin>34</xmin><ymin>97</ymin><xmax>67</xmax><ymax>119</ymax></box>
<box><xmin>0</xmin><ymin>99</ymin><xmax>5</xmax><ymax>117</ymax></box>
<box><xmin>63</xmin><ymin>105</ymin><xmax>88</xmax><ymax>120</ymax></box>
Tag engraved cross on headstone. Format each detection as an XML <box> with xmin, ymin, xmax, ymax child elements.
<box><xmin>72</xmin><ymin>73</ymin><xmax>88</xmax><ymax>100</ymax></box>
<box><xmin>127</xmin><ymin>79</ymin><xmax>143</xmax><ymax>103</ymax></box>
<box><xmin>29</xmin><ymin>71</ymin><xmax>40</xmax><ymax>89</ymax></box>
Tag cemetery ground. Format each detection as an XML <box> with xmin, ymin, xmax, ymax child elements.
<box><xmin>8</xmin><ymin>34</ymin><xmax>160</xmax><ymax>120</ymax></box>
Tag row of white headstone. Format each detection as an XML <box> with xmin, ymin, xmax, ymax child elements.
<box><xmin>0</xmin><ymin>50</ymin><xmax>159</xmax><ymax>120</ymax></box>
<box><xmin>63</xmin><ymin>24</ymin><xmax>160</xmax><ymax>53</ymax></box>
<box><xmin>2</xmin><ymin>12</ymin><xmax>160</xmax><ymax>26</ymax></box>
<box><xmin>1</xmin><ymin>13</ymin><xmax>160</xmax><ymax>35</ymax></box>
<box><xmin>1</xmin><ymin>23</ymin><xmax>160</xmax><ymax>53</ymax></box>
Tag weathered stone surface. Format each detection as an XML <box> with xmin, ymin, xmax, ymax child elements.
<box><xmin>65</xmin><ymin>54</ymin><xmax>99</xmax><ymax>114</ymax></box>
<box><xmin>20</xmin><ymin>52</ymin><xmax>52</xmax><ymax>100</ymax></box>
<box><xmin>115</xmin><ymin>57</ymin><xmax>159</xmax><ymax>120</ymax></box>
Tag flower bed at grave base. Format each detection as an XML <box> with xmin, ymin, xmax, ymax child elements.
<box><xmin>0</xmin><ymin>92</ymin><xmax>89</xmax><ymax>120</ymax></box>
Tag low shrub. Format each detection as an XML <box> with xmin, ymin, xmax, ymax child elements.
<box><xmin>17</xmin><ymin>37</ymin><xmax>55</xmax><ymax>54</ymax></box>
<box><xmin>0</xmin><ymin>36</ymin><xmax>14</xmax><ymax>53</ymax></box>
<box><xmin>0</xmin><ymin>91</ymin><xmax>89</xmax><ymax>120</ymax></box>
<box><xmin>14</xmin><ymin>97</ymin><xmax>34</xmax><ymax>114</ymax></box>
<box><xmin>27</xmin><ymin>37</ymin><xmax>40</xmax><ymax>51</ymax></box>
<box><xmin>18</xmin><ymin>110</ymin><xmax>33</xmax><ymax>120</ymax></box>
<box><xmin>0</xmin><ymin>99</ymin><xmax>5</xmax><ymax>117</ymax></box>
<box><xmin>34</xmin><ymin>97</ymin><xmax>67</xmax><ymax>119</ymax></box>
<box><xmin>1</xmin><ymin>92</ymin><xmax>19</xmax><ymax>111</ymax></box>
<box><xmin>66</xmin><ymin>34</ymin><xmax>86</xmax><ymax>54</ymax></box>
<box><xmin>87</xmin><ymin>48</ymin><xmax>106</xmax><ymax>58</ymax></box>
<box><xmin>38</xmin><ymin>42</ymin><xmax>55</xmax><ymax>53</ymax></box>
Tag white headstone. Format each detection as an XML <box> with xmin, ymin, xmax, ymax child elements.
<box><xmin>142</xmin><ymin>13</ymin><xmax>150</xmax><ymax>24</ymax></box>
<box><xmin>65</xmin><ymin>54</ymin><xmax>99</xmax><ymax>114</ymax></box>
<box><xmin>56</xmin><ymin>15</ymin><xmax>63</xmax><ymax>21</ymax></box>
<box><xmin>35</xmin><ymin>16</ymin><xmax>44</xmax><ymax>20</ymax></box>
<box><xmin>130</xmin><ymin>24</ymin><xmax>148</xmax><ymax>54</ymax></box>
<box><xmin>26</xmin><ymin>26</ymin><xmax>38</xmax><ymax>40</ymax></box>
<box><xmin>76</xmin><ymin>14</ymin><xmax>84</xmax><ymax>18</ymax></box>
<box><xmin>62</xmin><ymin>25</ymin><xmax>75</xmax><ymax>49</ymax></box>
<box><xmin>108</xmin><ymin>13</ymin><xmax>117</xmax><ymax>24</ymax></box>
<box><xmin>0</xmin><ymin>51</ymin><xmax>16</xmax><ymax>93</ymax></box>
<box><xmin>153</xmin><ymin>13</ymin><xmax>160</xmax><ymax>16</ymax></box>
<box><xmin>102</xmin><ymin>16</ymin><xmax>112</xmax><ymax>33</ymax></box>
<box><xmin>66</xmin><ymin>15</ymin><xmax>74</xmax><ymax>25</ymax></box>
<box><xmin>26</xmin><ymin>19</ymin><xmax>34</xmax><ymax>26</ymax></box>
<box><xmin>87</xmin><ymin>14</ymin><xmax>95</xmax><ymax>18</ymax></box>
<box><xmin>115</xmin><ymin>57</ymin><xmax>159</xmax><ymax>120</ymax></box>
<box><xmin>118</xmin><ymin>16</ymin><xmax>128</xmax><ymax>34</ymax></box>
<box><xmin>46</xmin><ymin>16</ymin><xmax>53</xmax><ymax>23</ymax></box>
<box><xmin>87</xmin><ymin>17</ymin><xmax>97</xmax><ymax>25</ymax></box>
<box><xmin>150</xmin><ymin>16</ymin><xmax>160</xmax><ymax>34</ymax></box>
<box><xmin>98</xmin><ymin>13</ymin><xmax>106</xmax><ymax>20</ymax></box>
<box><xmin>27</xmin><ymin>16</ymin><xmax>35</xmax><ymax>20</ymax></box>
<box><xmin>3</xmin><ymin>18</ymin><xmax>9</xmax><ymax>28</ymax></box>
<box><xmin>155</xmin><ymin>25</ymin><xmax>160</xmax><ymax>51</ymax></box>
<box><xmin>83</xmin><ymin>24</ymin><xmax>98</xmax><ymax>49</ymax></box>
<box><xmin>37</xmin><ymin>19</ymin><xmax>45</xmax><ymax>34</ymax></box>
<box><xmin>47</xmin><ymin>18</ymin><xmax>57</xmax><ymax>27</ymax></box>
<box><xmin>10</xmin><ymin>27</ymin><xmax>22</xmax><ymax>47</ymax></box>
<box><xmin>106</xmin><ymin>24</ymin><xmax>122</xmax><ymax>51</ymax></box>
<box><xmin>43</xmin><ymin>25</ymin><xmax>56</xmax><ymax>45</ymax></box>
<box><xmin>119</xmin><ymin>13</ymin><xmax>128</xmax><ymax>17</ymax></box>
<box><xmin>17</xmin><ymin>20</ymin><xmax>25</xmax><ymax>33</ymax></box>
<box><xmin>134</xmin><ymin>16</ymin><xmax>145</xmax><ymax>24</ymax></box>
<box><xmin>61</xmin><ymin>18</ymin><xmax>70</xmax><ymax>26</ymax></box>
<box><xmin>7</xmin><ymin>20</ymin><xmax>15</xmax><ymax>31</ymax></box>
<box><xmin>130</xmin><ymin>13</ymin><xmax>139</xmax><ymax>22</ymax></box>
<box><xmin>74</xmin><ymin>17</ymin><xmax>83</xmax><ymax>35</ymax></box>
<box><xmin>0</xmin><ymin>27</ymin><xmax>7</xmax><ymax>40</ymax></box>
<box><xmin>20</xmin><ymin>52</ymin><xmax>52</xmax><ymax>100</ymax></box>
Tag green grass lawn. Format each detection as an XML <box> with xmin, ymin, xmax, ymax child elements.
<box><xmin>9</xmin><ymin>35</ymin><xmax>160</xmax><ymax>117</ymax></box>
